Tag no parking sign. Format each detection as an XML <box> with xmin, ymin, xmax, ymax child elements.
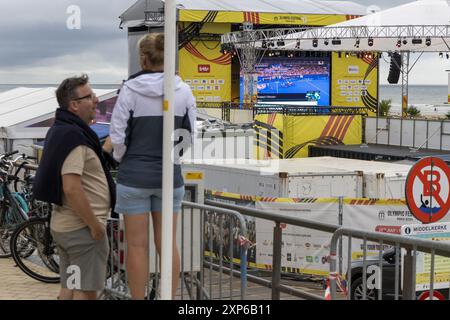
<box><xmin>405</xmin><ymin>157</ymin><xmax>450</xmax><ymax>224</ymax></box>
<box><xmin>418</xmin><ymin>291</ymin><xmax>446</xmax><ymax>300</ymax></box>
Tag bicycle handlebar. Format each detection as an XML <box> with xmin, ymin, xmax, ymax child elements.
<box><xmin>4</xmin><ymin>150</ymin><xmax>19</xmax><ymax>158</ymax></box>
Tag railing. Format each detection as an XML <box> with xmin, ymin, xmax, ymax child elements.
<box><xmin>19</xmin><ymin>160</ymin><xmax>450</xmax><ymax>300</ymax></box>
<box><xmin>330</xmin><ymin>227</ymin><xmax>450</xmax><ymax>300</ymax></box>
<box><xmin>197</xmin><ymin>102</ymin><xmax>368</xmax><ymax>120</ymax></box>
<box><xmin>104</xmin><ymin>201</ymin><xmax>248</xmax><ymax>300</ymax></box>
<box><xmin>207</xmin><ymin>200</ymin><xmax>450</xmax><ymax>300</ymax></box>
<box><xmin>254</xmin><ymin>106</ymin><xmax>368</xmax><ymax>116</ymax></box>
<box><xmin>205</xmin><ymin>199</ymin><xmax>340</xmax><ymax>300</ymax></box>
<box><xmin>365</xmin><ymin>117</ymin><xmax>450</xmax><ymax>151</ymax></box>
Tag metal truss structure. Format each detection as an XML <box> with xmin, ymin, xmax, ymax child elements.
<box><xmin>232</xmin><ymin>23</ymin><xmax>267</xmax><ymax>103</ymax></box>
<box><xmin>222</xmin><ymin>24</ymin><xmax>450</xmax><ymax>118</ymax></box>
<box><xmin>222</xmin><ymin>25</ymin><xmax>450</xmax><ymax>48</ymax></box>
<box><xmin>401</xmin><ymin>52</ymin><xmax>410</xmax><ymax>117</ymax></box>
<box><xmin>254</xmin><ymin>106</ymin><xmax>369</xmax><ymax>116</ymax></box>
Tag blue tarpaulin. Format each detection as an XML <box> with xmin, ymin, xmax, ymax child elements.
<box><xmin>35</xmin><ymin>123</ymin><xmax>110</xmax><ymax>148</ymax></box>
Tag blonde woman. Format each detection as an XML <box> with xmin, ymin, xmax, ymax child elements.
<box><xmin>110</xmin><ymin>33</ymin><xmax>196</xmax><ymax>299</ymax></box>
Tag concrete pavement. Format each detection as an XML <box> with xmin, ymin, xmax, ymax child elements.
<box><xmin>0</xmin><ymin>258</ymin><xmax>59</xmax><ymax>300</ymax></box>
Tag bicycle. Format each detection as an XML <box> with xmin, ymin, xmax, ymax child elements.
<box><xmin>0</xmin><ymin>151</ymin><xmax>30</xmax><ymax>258</ymax></box>
<box><xmin>10</xmin><ymin>215</ymin><xmax>127</xmax><ymax>285</ymax></box>
<box><xmin>10</xmin><ymin>212</ymin><xmax>60</xmax><ymax>283</ymax></box>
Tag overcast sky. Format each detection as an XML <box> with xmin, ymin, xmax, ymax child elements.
<box><xmin>0</xmin><ymin>0</ymin><xmax>449</xmax><ymax>85</ymax></box>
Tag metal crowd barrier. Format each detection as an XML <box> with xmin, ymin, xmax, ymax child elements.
<box><xmin>330</xmin><ymin>227</ymin><xmax>450</xmax><ymax>300</ymax></box>
<box><xmin>205</xmin><ymin>199</ymin><xmax>340</xmax><ymax>300</ymax></box>
<box><xmin>103</xmin><ymin>201</ymin><xmax>248</xmax><ymax>300</ymax></box>
<box><xmin>206</xmin><ymin>200</ymin><xmax>450</xmax><ymax>301</ymax></box>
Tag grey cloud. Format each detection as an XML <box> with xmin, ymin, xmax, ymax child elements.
<box><xmin>0</xmin><ymin>23</ymin><xmax>125</xmax><ymax>68</ymax></box>
<box><xmin>1</xmin><ymin>0</ymin><xmax>437</xmax><ymax>84</ymax></box>
<box><xmin>0</xmin><ymin>0</ymin><xmax>135</xmax><ymax>82</ymax></box>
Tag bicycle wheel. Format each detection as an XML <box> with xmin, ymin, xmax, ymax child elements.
<box><xmin>0</xmin><ymin>200</ymin><xmax>29</xmax><ymax>258</ymax></box>
<box><xmin>0</xmin><ymin>227</ymin><xmax>11</xmax><ymax>258</ymax></box>
<box><xmin>0</xmin><ymin>226</ymin><xmax>14</xmax><ymax>258</ymax></box>
<box><xmin>10</xmin><ymin>218</ymin><xmax>60</xmax><ymax>283</ymax></box>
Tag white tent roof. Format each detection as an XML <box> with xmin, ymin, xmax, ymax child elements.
<box><xmin>0</xmin><ymin>87</ymin><xmax>116</xmax><ymax>128</ymax></box>
<box><xmin>120</xmin><ymin>0</ymin><xmax>367</xmax><ymax>28</ymax></box>
<box><xmin>331</xmin><ymin>0</ymin><xmax>450</xmax><ymax>27</ymax></box>
<box><xmin>255</xmin><ymin>0</ymin><xmax>450</xmax><ymax>52</ymax></box>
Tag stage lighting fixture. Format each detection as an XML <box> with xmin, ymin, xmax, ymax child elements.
<box><xmin>412</xmin><ymin>38</ymin><xmax>423</xmax><ymax>45</ymax></box>
<box><xmin>332</xmin><ymin>39</ymin><xmax>341</xmax><ymax>45</ymax></box>
<box><xmin>355</xmin><ymin>38</ymin><xmax>360</xmax><ymax>48</ymax></box>
<box><xmin>345</xmin><ymin>52</ymin><xmax>350</xmax><ymax>58</ymax></box>
<box><xmin>277</xmin><ymin>40</ymin><xmax>285</xmax><ymax>47</ymax></box>
<box><xmin>368</xmin><ymin>38</ymin><xmax>374</xmax><ymax>47</ymax></box>
<box><xmin>312</xmin><ymin>39</ymin><xmax>318</xmax><ymax>48</ymax></box>
<box><xmin>324</xmin><ymin>39</ymin><xmax>329</xmax><ymax>46</ymax></box>
<box><xmin>402</xmin><ymin>39</ymin><xmax>408</xmax><ymax>45</ymax></box>
<box><xmin>447</xmin><ymin>53</ymin><xmax>450</xmax><ymax>59</ymax></box>
<box><xmin>426</xmin><ymin>37</ymin><xmax>431</xmax><ymax>46</ymax></box>
<box><xmin>440</xmin><ymin>52</ymin><xmax>444</xmax><ymax>58</ymax></box>
<box><xmin>261</xmin><ymin>40</ymin><xmax>267</xmax><ymax>49</ymax></box>
<box><xmin>295</xmin><ymin>40</ymin><xmax>301</xmax><ymax>49</ymax></box>
<box><xmin>338</xmin><ymin>52</ymin><xmax>342</xmax><ymax>58</ymax></box>
<box><xmin>396</xmin><ymin>39</ymin><xmax>402</xmax><ymax>48</ymax></box>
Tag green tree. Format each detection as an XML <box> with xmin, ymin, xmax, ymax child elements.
<box><xmin>378</xmin><ymin>99</ymin><xmax>392</xmax><ymax>117</ymax></box>
<box><xmin>406</xmin><ymin>106</ymin><xmax>421</xmax><ymax>117</ymax></box>
<box><xmin>446</xmin><ymin>111</ymin><xmax>450</xmax><ymax>120</ymax></box>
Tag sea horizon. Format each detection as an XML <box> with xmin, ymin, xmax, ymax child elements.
<box><xmin>1</xmin><ymin>83</ymin><xmax>448</xmax><ymax>106</ymax></box>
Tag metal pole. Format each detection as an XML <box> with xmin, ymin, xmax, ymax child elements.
<box><xmin>272</xmin><ymin>222</ymin><xmax>282</xmax><ymax>300</ymax></box>
<box><xmin>403</xmin><ymin>249</ymin><xmax>414</xmax><ymax>300</ymax></box>
<box><xmin>447</xmin><ymin>70</ymin><xmax>450</xmax><ymax>104</ymax></box>
<box><xmin>161</xmin><ymin>0</ymin><xmax>176</xmax><ymax>300</ymax></box>
<box><xmin>338</xmin><ymin>197</ymin><xmax>343</xmax><ymax>276</ymax></box>
<box><xmin>401</xmin><ymin>52</ymin><xmax>410</xmax><ymax>118</ymax></box>
<box><xmin>377</xmin><ymin>53</ymin><xmax>380</xmax><ymax>117</ymax></box>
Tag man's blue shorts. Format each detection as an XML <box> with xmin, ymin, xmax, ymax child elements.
<box><xmin>115</xmin><ymin>184</ymin><xmax>185</xmax><ymax>215</ymax></box>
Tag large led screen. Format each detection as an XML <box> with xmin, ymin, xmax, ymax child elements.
<box><xmin>240</xmin><ymin>56</ymin><xmax>331</xmax><ymax>106</ymax></box>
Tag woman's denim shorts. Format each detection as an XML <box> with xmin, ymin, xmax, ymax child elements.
<box><xmin>115</xmin><ymin>184</ymin><xmax>185</xmax><ymax>215</ymax></box>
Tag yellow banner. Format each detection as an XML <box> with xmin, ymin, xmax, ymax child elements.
<box><xmin>179</xmin><ymin>10</ymin><xmax>359</xmax><ymax>26</ymax></box>
<box><xmin>331</xmin><ymin>53</ymin><xmax>378</xmax><ymax>115</ymax></box>
<box><xmin>178</xmin><ymin>23</ymin><xmax>231</xmax><ymax>102</ymax></box>
<box><xmin>254</xmin><ymin>114</ymin><xmax>362</xmax><ymax>159</ymax></box>
<box><xmin>254</xmin><ymin>113</ymin><xmax>285</xmax><ymax>160</ymax></box>
<box><xmin>284</xmin><ymin>115</ymin><xmax>362</xmax><ymax>158</ymax></box>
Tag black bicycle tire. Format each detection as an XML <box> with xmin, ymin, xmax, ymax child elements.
<box><xmin>0</xmin><ymin>228</ymin><xmax>11</xmax><ymax>259</ymax></box>
<box><xmin>13</xmin><ymin>161</ymin><xmax>28</xmax><ymax>193</ymax></box>
<box><xmin>11</xmin><ymin>218</ymin><xmax>60</xmax><ymax>284</ymax></box>
<box><xmin>0</xmin><ymin>227</ymin><xmax>13</xmax><ymax>258</ymax></box>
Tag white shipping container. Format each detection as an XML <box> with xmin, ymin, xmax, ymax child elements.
<box><xmin>182</xmin><ymin>159</ymin><xmax>364</xmax><ymax>198</ymax></box>
<box><xmin>182</xmin><ymin>157</ymin><xmax>412</xmax><ymax>200</ymax></box>
<box><xmin>293</xmin><ymin>157</ymin><xmax>412</xmax><ymax>199</ymax></box>
<box><xmin>363</xmin><ymin>172</ymin><xmax>409</xmax><ymax>199</ymax></box>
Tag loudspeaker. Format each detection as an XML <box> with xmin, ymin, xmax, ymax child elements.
<box><xmin>387</xmin><ymin>53</ymin><xmax>402</xmax><ymax>84</ymax></box>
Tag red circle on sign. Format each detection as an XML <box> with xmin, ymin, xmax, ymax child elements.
<box><xmin>405</xmin><ymin>157</ymin><xmax>450</xmax><ymax>224</ymax></box>
<box><xmin>418</xmin><ymin>291</ymin><xmax>445</xmax><ymax>300</ymax></box>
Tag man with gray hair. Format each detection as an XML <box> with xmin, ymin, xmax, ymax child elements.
<box><xmin>33</xmin><ymin>74</ymin><xmax>116</xmax><ymax>300</ymax></box>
